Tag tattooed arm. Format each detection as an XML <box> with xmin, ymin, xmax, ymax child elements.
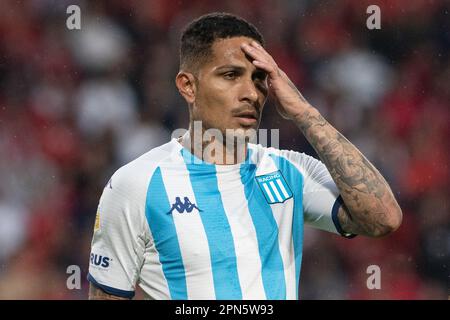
<box><xmin>241</xmin><ymin>40</ymin><xmax>402</xmax><ymax>237</ymax></box>
<box><xmin>294</xmin><ymin>106</ymin><xmax>402</xmax><ymax>237</ymax></box>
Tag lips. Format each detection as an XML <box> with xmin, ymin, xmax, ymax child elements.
<box><xmin>234</xmin><ymin>112</ymin><xmax>259</xmax><ymax>127</ymax></box>
<box><xmin>234</xmin><ymin>110</ymin><xmax>259</xmax><ymax>120</ymax></box>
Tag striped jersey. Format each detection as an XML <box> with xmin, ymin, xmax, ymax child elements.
<box><xmin>88</xmin><ymin>138</ymin><xmax>351</xmax><ymax>299</ymax></box>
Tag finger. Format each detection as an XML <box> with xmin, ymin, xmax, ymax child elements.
<box><xmin>246</xmin><ymin>41</ymin><xmax>279</xmax><ymax>74</ymax></box>
<box><xmin>241</xmin><ymin>43</ymin><xmax>270</xmax><ymax>65</ymax></box>
<box><xmin>250</xmin><ymin>41</ymin><xmax>274</xmax><ymax>62</ymax></box>
<box><xmin>252</xmin><ymin>60</ymin><xmax>278</xmax><ymax>78</ymax></box>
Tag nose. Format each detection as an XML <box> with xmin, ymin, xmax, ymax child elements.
<box><xmin>238</xmin><ymin>78</ymin><xmax>259</xmax><ymax>105</ymax></box>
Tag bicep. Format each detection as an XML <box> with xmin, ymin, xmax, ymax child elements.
<box><xmin>338</xmin><ymin>199</ymin><xmax>397</xmax><ymax>237</ymax></box>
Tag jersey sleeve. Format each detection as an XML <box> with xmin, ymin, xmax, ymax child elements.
<box><xmin>279</xmin><ymin>149</ymin><xmax>355</xmax><ymax>238</ymax></box>
<box><xmin>88</xmin><ymin>166</ymin><xmax>149</xmax><ymax>298</ymax></box>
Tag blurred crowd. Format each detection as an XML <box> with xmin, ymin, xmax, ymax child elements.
<box><xmin>0</xmin><ymin>0</ymin><xmax>448</xmax><ymax>299</ymax></box>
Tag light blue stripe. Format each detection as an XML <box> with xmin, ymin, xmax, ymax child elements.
<box><xmin>269</xmin><ymin>154</ymin><xmax>304</xmax><ymax>299</ymax></box>
<box><xmin>145</xmin><ymin>167</ymin><xmax>188</xmax><ymax>299</ymax></box>
<box><xmin>181</xmin><ymin>149</ymin><xmax>242</xmax><ymax>299</ymax></box>
<box><xmin>240</xmin><ymin>150</ymin><xmax>287</xmax><ymax>299</ymax></box>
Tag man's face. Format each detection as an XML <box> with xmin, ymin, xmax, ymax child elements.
<box><xmin>192</xmin><ymin>36</ymin><xmax>269</xmax><ymax>135</ymax></box>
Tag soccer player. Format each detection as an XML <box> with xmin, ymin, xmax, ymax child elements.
<box><xmin>88</xmin><ymin>12</ymin><xmax>402</xmax><ymax>300</ymax></box>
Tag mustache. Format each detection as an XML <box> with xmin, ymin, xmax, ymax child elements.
<box><xmin>232</xmin><ymin>103</ymin><xmax>261</xmax><ymax>119</ymax></box>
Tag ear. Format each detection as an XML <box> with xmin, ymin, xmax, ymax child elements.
<box><xmin>175</xmin><ymin>71</ymin><xmax>196</xmax><ymax>104</ymax></box>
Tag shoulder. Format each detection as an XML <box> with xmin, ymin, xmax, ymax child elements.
<box><xmin>98</xmin><ymin>139</ymin><xmax>181</xmax><ymax>218</ymax></box>
<box><xmin>109</xmin><ymin>139</ymin><xmax>179</xmax><ymax>193</ymax></box>
<box><xmin>248</xmin><ymin>143</ymin><xmax>320</xmax><ymax>174</ymax></box>
<box><xmin>95</xmin><ymin>140</ymin><xmax>181</xmax><ymax>237</ymax></box>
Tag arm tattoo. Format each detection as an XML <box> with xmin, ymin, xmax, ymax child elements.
<box><xmin>296</xmin><ymin>108</ymin><xmax>402</xmax><ymax>237</ymax></box>
<box><xmin>286</xmin><ymin>76</ymin><xmax>308</xmax><ymax>104</ymax></box>
<box><xmin>89</xmin><ymin>283</ymin><xmax>129</xmax><ymax>300</ymax></box>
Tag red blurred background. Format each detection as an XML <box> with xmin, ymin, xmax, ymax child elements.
<box><xmin>0</xmin><ymin>0</ymin><xmax>448</xmax><ymax>299</ymax></box>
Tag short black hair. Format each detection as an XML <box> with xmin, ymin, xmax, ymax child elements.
<box><xmin>180</xmin><ymin>12</ymin><xmax>264</xmax><ymax>72</ymax></box>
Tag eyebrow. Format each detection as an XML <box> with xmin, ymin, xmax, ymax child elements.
<box><xmin>215</xmin><ymin>64</ymin><xmax>268</xmax><ymax>79</ymax></box>
<box><xmin>215</xmin><ymin>65</ymin><xmax>246</xmax><ymax>71</ymax></box>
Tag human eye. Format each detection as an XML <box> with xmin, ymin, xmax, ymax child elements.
<box><xmin>253</xmin><ymin>70</ymin><xmax>267</xmax><ymax>82</ymax></box>
<box><xmin>223</xmin><ymin>71</ymin><xmax>237</xmax><ymax>80</ymax></box>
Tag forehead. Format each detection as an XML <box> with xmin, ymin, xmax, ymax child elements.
<box><xmin>206</xmin><ymin>36</ymin><xmax>255</xmax><ymax>69</ymax></box>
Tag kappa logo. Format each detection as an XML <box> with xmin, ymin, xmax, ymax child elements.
<box><xmin>167</xmin><ymin>197</ymin><xmax>202</xmax><ymax>214</ymax></box>
<box><xmin>256</xmin><ymin>170</ymin><xmax>293</xmax><ymax>204</ymax></box>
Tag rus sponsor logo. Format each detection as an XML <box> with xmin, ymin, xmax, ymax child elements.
<box><xmin>90</xmin><ymin>253</ymin><xmax>110</xmax><ymax>268</ymax></box>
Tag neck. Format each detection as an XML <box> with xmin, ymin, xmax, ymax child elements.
<box><xmin>178</xmin><ymin>127</ymin><xmax>248</xmax><ymax>165</ymax></box>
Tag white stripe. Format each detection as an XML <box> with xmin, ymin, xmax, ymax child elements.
<box><xmin>276</xmin><ymin>178</ymin><xmax>290</xmax><ymax>199</ymax></box>
<box><xmin>262</xmin><ymin>155</ymin><xmax>297</xmax><ymax>300</ymax></box>
<box><xmin>270</xmin><ymin>197</ymin><xmax>297</xmax><ymax>299</ymax></box>
<box><xmin>160</xmin><ymin>163</ymin><xmax>216</xmax><ymax>299</ymax></box>
<box><xmin>269</xmin><ymin>180</ymin><xmax>283</xmax><ymax>202</ymax></box>
<box><xmin>138</xmin><ymin>239</ymin><xmax>172</xmax><ymax>299</ymax></box>
<box><xmin>216</xmin><ymin>166</ymin><xmax>266</xmax><ymax>299</ymax></box>
<box><xmin>262</xmin><ymin>183</ymin><xmax>275</xmax><ymax>203</ymax></box>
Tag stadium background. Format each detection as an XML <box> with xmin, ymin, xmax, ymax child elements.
<box><xmin>0</xmin><ymin>0</ymin><xmax>448</xmax><ymax>299</ymax></box>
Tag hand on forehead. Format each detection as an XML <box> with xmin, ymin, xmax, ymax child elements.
<box><xmin>209</xmin><ymin>37</ymin><xmax>259</xmax><ymax>68</ymax></box>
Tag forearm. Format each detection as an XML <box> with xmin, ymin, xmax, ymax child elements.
<box><xmin>294</xmin><ymin>105</ymin><xmax>402</xmax><ymax>237</ymax></box>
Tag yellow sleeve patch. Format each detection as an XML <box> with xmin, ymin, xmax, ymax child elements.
<box><xmin>94</xmin><ymin>211</ymin><xmax>100</xmax><ymax>231</ymax></box>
